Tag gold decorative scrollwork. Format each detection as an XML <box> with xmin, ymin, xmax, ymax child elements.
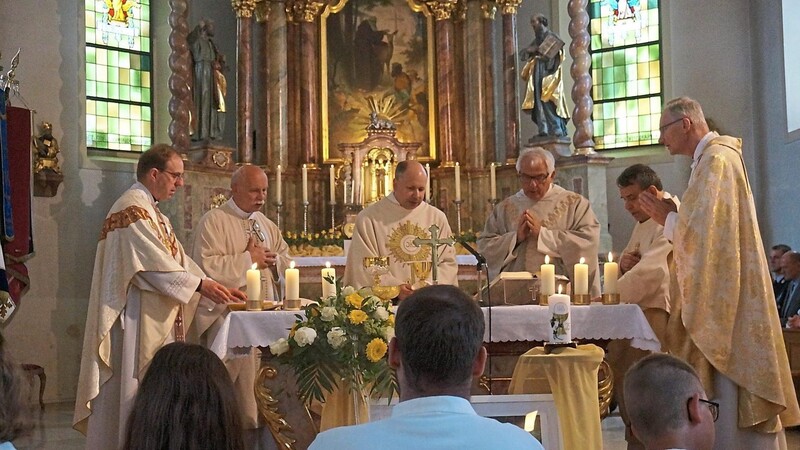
<box><xmin>254</xmin><ymin>0</ymin><xmax>269</xmax><ymax>22</ymax></box>
<box><xmin>210</xmin><ymin>193</ymin><xmax>228</xmax><ymax>209</ymax></box>
<box><xmin>480</xmin><ymin>0</ymin><xmax>497</xmax><ymax>20</ymax></box>
<box><xmin>386</xmin><ymin>221</ymin><xmax>432</xmax><ymax>264</ymax></box>
<box><xmin>286</xmin><ymin>0</ymin><xmax>325</xmax><ymax>23</ymax></box>
<box><xmin>255</xmin><ymin>365</ymin><xmax>298</xmax><ymax>450</ymax></box>
<box><xmin>597</xmin><ymin>359</ymin><xmax>614</xmax><ymax>419</ymax></box>
<box><xmin>496</xmin><ymin>0</ymin><xmax>521</xmax><ymax>15</ymax></box>
<box><xmin>212</xmin><ymin>150</ymin><xmax>231</xmax><ymax>168</ymax></box>
<box><xmin>231</xmin><ymin>0</ymin><xmax>258</xmax><ymax>17</ymax></box>
<box><xmin>424</xmin><ymin>0</ymin><xmax>459</xmax><ymax>21</ymax></box>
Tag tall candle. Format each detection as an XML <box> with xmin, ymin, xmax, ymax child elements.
<box><xmin>329</xmin><ymin>165</ymin><xmax>336</xmax><ymax>204</ymax></box>
<box><xmin>604</xmin><ymin>252</ymin><xmax>619</xmax><ymax>294</ymax></box>
<box><xmin>301</xmin><ymin>164</ymin><xmax>308</xmax><ymax>203</ymax></box>
<box><xmin>276</xmin><ymin>165</ymin><xmax>282</xmax><ymax>201</ymax></box>
<box><xmin>574</xmin><ymin>257</ymin><xmax>589</xmax><ymax>295</ymax></box>
<box><xmin>425</xmin><ymin>163</ymin><xmax>431</xmax><ymax>202</ymax></box>
<box><xmin>490</xmin><ymin>162</ymin><xmax>497</xmax><ymax>200</ymax></box>
<box><xmin>454</xmin><ymin>162</ymin><xmax>461</xmax><ymax>201</ymax></box>
<box><xmin>548</xmin><ymin>285</ymin><xmax>571</xmax><ymax>343</ymax></box>
<box><xmin>540</xmin><ymin>254</ymin><xmax>555</xmax><ymax>295</ymax></box>
<box><xmin>360</xmin><ymin>164</ymin><xmax>366</xmax><ymax>206</ymax></box>
<box><xmin>246</xmin><ymin>263</ymin><xmax>262</xmax><ymax>310</ymax></box>
<box><xmin>321</xmin><ymin>261</ymin><xmax>336</xmax><ymax>298</ymax></box>
<box><xmin>285</xmin><ymin>261</ymin><xmax>300</xmax><ymax>300</ymax></box>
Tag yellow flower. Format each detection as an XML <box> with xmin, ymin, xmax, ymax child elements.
<box><xmin>348</xmin><ymin>310</ymin><xmax>368</xmax><ymax>325</ymax></box>
<box><xmin>289</xmin><ymin>323</ymin><xmax>298</xmax><ymax>338</ymax></box>
<box><xmin>366</xmin><ymin>338</ymin><xmax>388</xmax><ymax>362</ymax></box>
<box><xmin>346</xmin><ymin>292</ymin><xmax>364</xmax><ymax>309</ymax></box>
<box><xmin>387</xmin><ymin>314</ymin><xmax>395</xmax><ymax>326</ymax></box>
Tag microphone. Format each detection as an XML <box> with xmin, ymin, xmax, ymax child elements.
<box><xmin>457</xmin><ymin>238</ymin><xmax>486</xmax><ymax>265</ymax></box>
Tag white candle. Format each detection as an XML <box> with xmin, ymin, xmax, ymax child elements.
<box><xmin>302</xmin><ymin>164</ymin><xmax>308</xmax><ymax>204</ymax></box>
<box><xmin>540</xmin><ymin>254</ymin><xmax>555</xmax><ymax>295</ymax></box>
<box><xmin>321</xmin><ymin>261</ymin><xmax>336</xmax><ymax>298</ymax></box>
<box><xmin>604</xmin><ymin>252</ymin><xmax>619</xmax><ymax>294</ymax></box>
<box><xmin>285</xmin><ymin>260</ymin><xmax>300</xmax><ymax>300</ymax></box>
<box><xmin>548</xmin><ymin>285</ymin><xmax>571</xmax><ymax>344</ymax></box>
<box><xmin>246</xmin><ymin>263</ymin><xmax>262</xmax><ymax>310</ymax></box>
<box><xmin>574</xmin><ymin>257</ymin><xmax>589</xmax><ymax>295</ymax></box>
<box><xmin>329</xmin><ymin>165</ymin><xmax>336</xmax><ymax>204</ymax></box>
<box><xmin>276</xmin><ymin>165</ymin><xmax>282</xmax><ymax>201</ymax></box>
<box><xmin>360</xmin><ymin>164</ymin><xmax>366</xmax><ymax>206</ymax></box>
<box><xmin>490</xmin><ymin>162</ymin><xmax>497</xmax><ymax>200</ymax></box>
<box><xmin>454</xmin><ymin>162</ymin><xmax>461</xmax><ymax>201</ymax></box>
<box><xmin>425</xmin><ymin>163</ymin><xmax>431</xmax><ymax>202</ymax></box>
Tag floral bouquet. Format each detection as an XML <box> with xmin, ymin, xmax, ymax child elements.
<box><xmin>268</xmin><ymin>278</ymin><xmax>398</xmax><ymax>405</ymax></box>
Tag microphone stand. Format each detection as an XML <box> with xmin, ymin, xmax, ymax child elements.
<box><xmin>459</xmin><ymin>239</ymin><xmax>493</xmax><ymax>394</ymax></box>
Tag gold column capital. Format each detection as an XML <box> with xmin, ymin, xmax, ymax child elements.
<box><xmin>231</xmin><ymin>0</ymin><xmax>258</xmax><ymax>17</ymax></box>
<box><xmin>496</xmin><ymin>0</ymin><xmax>522</xmax><ymax>15</ymax></box>
<box><xmin>254</xmin><ymin>0</ymin><xmax>269</xmax><ymax>22</ymax></box>
<box><xmin>481</xmin><ymin>0</ymin><xmax>497</xmax><ymax>20</ymax></box>
<box><xmin>286</xmin><ymin>0</ymin><xmax>326</xmax><ymax>23</ymax></box>
<box><xmin>425</xmin><ymin>0</ymin><xmax>459</xmax><ymax>21</ymax></box>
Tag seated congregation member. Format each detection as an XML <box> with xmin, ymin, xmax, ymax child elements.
<box><xmin>343</xmin><ymin>160</ymin><xmax>457</xmax><ymax>300</ymax></box>
<box><xmin>309</xmin><ymin>285</ymin><xmax>543</xmax><ymax>450</ymax></box>
<box><xmin>0</xmin><ymin>333</ymin><xmax>32</xmax><ymax>449</ymax></box>
<box><xmin>777</xmin><ymin>251</ymin><xmax>800</xmax><ymax>326</ymax></box>
<box><xmin>478</xmin><ymin>147</ymin><xmax>600</xmax><ymax>295</ymax></box>
<box><xmin>770</xmin><ymin>244</ymin><xmax>792</xmax><ymax>300</ymax></box>
<box><xmin>123</xmin><ymin>342</ymin><xmax>244</xmax><ymax>450</ymax></box>
<box><xmin>623</xmin><ymin>353</ymin><xmax>716</xmax><ymax>450</ymax></box>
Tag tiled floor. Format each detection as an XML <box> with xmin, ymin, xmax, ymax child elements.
<box><xmin>10</xmin><ymin>402</ymin><xmax>800</xmax><ymax>449</ymax></box>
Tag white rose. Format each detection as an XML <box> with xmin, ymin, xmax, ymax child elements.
<box><xmin>294</xmin><ymin>327</ymin><xmax>317</xmax><ymax>347</ymax></box>
<box><xmin>269</xmin><ymin>338</ymin><xmax>290</xmax><ymax>356</ymax></box>
<box><xmin>327</xmin><ymin>327</ymin><xmax>347</xmax><ymax>349</ymax></box>
<box><xmin>321</xmin><ymin>306</ymin><xmax>337</xmax><ymax>322</ymax></box>
<box><xmin>373</xmin><ymin>306</ymin><xmax>389</xmax><ymax>321</ymax></box>
<box><xmin>382</xmin><ymin>326</ymin><xmax>395</xmax><ymax>342</ymax></box>
<box><xmin>341</xmin><ymin>286</ymin><xmax>356</xmax><ymax>296</ymax></box>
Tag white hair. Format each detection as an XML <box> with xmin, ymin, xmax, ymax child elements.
<box><xmin>516</xmin><ymin>147</ymin><xmax>555</xmax><ymax>173</ymax></box>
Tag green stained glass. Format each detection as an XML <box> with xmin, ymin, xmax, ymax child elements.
<box><xmin>142</xmin><ymin>89</ymin><xmax>151</xmax><ymax>103</ymax></box>
<box><xmin>120</xmin><ymin>85</ymin><xmax>131</xmax><ymax>99</ymax></box>
<box><xmin>627</xmin><ymin>80</ymin><xmax>638</xmax><ymax>96</ymax></box>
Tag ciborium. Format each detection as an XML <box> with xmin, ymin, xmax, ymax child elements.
<box><xmin>363</xmin><ymin>256</ymin><xmax>400</xmax><ymax>301</ymax></box>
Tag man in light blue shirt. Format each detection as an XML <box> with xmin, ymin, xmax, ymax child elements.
<box><xmin>309</xmin><ymin>285</ymin><xmax>543</xmax><ymax>450</ymax></box>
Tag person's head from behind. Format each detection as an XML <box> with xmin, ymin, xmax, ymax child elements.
<box><xmin>136</xmin><ymin>144</ymin><xmax>185</xmax><ymax>202</ymax></box>
<box><xmin>124</xmin><ymin>342</ymin><xmax>244</xmax><ymax>450</ymax></box>
<box><xmin>231</xmin><ymin>165</ymin><xmax>268</xmax><ymax>214</ymax></box>
<box><xmin>0</xmin><ymin>332</ymin><xmax>32</xmax><ymax>444</ymax></box>
<box><xmin>389</xmin><ymin>285</ymin><xmax>486</xmax><ymax>400</ymax></box>
<box><xmin>393</xmin><ymin>160</ymin><xmax>428</xmax><ymax>210</ymax></box>
<box><xmin>623</xmin><ymin>354</ymin><xmax>716</xmax><ymax>450</ymax></box>
<box><xmin>617</xmin><ymin>164</ymin><xmax>664</xmax><ymax>223</ymax></box>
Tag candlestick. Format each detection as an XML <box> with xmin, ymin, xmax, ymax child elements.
<box><xmin>303</xmin><ymin>201</ymin><xmax>309</xmax><ymax>236</ymax></box>
<box><xmin>574</xmin><ymin>257</ymin><xmax>589</xmax><ymax>295</ymax></box>
<box><xmin>425</xmin><ymin>163</ymin><xmax>431</xmax><ymax>202</ymax></box>
<box><xmin>285</xmin><ymin>261</ymin><xmax>300</xmax><ymax>301</ymax></box>
<box><xmin>276</xmin><ymin>165</ymin><xmax>282</xmax><ymax>201</ymax></box>
<box><xmin>603</xmin><ymin>252</ymin><xmax>619</xmax><ymax>294</ymax></box>
<box><xmin>302</xmin><ymin>164</ymin><xmax>308</xmax><ymax>203</ymax></box>
<box><xmin>453</xmin><ymin>199</ymin><xmax>463</xmax><ymax>236</ymax></box>
<box><xmin>360</xmin><ymin>164</ymin><xmax>367</xmax><ymax>206</ymax></box>
<box><xmin>454</xmin><ymin>162</ymin><xmax>461</xmax><ymax>201</ymax></box>
<box><xmin>489</xmin><ymin>162</ymin><xmax>497</xmax><ymax>200</ymax></box>
<box><xmin>548</xmin><ymin>286</ymin><xmax>571</xmax><ymax>344</ymax></box>
<box><xmin>321</xmin><ymin>261</ymin><xmax>336</xmax><ymax>298</ymax></box>
<box><xmin>246</xmin><ymin>263</ymin><xmax>262</xmax><ymax>310</ymax></box>
<box><xmin>274</xmin><ymin>201</ymin><xmax>283</xmax><ymax>231</ymax></box>
<box><xmin>329</xmin><ymin>165</ymin><xmax>336</xmax><ymax>205</ymax></box>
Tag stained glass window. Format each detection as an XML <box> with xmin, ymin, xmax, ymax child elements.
<box><xmin>85</xmin><ymin>0</ymin><xmax>152</xmax><ymax>152</ymax></box>
<box><xmin>589</xmin><ymin>0</ymin><xmax>662</xmax><ymax>149</ymax></box>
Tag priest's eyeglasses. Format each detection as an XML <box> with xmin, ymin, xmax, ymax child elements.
<box><xmin>697</xmin><ymin>398</ymin><xmax>720</xmax><ymax>422</ymax></box>
<box><xmin>659</xmin><ymin>116</ymin><xmax>687</xmax><ymax>133</ymax></box>
<box><xmin>518</xmin><ymin>172</ymin><xmax>550</xmax><ymax>185</ymax></box>
<box><xmin>159</xmin><ymin>169</ymin><xmax>185</xmax><ymax>181</ymax></box>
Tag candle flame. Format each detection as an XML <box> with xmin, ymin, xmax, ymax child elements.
<box><xmin>579</xmin><ymin>257</ymin><xmax>585</xmax><ymax>264</ymax></box>
<box><xmin>290</xmin><ymin>261</ymin><xmax>296</xmax><ymax>269</ymax></box>
<box><xmin>302</xmin><ymin>164</ymin><xmax>306</xmax><ymax>169</ymax></box>
<box><xmin>544</xmin><ymin>255</ymin><xmax>550</xmax><ymax>264</ymax></box>
<box><xmin>558</xmin><ymin>284</ymin><xmax>563</xmax><ymax>294</ymax></box>
<box><xmin>251</xmin><ymin>263</ymin><xmax>258</xmax><ymax>270</ymax></box>
<box><xmin>325</xmin><ymin>261</ymin><xmax>331</xmax><ymax>268</ymax></box>
<box><xmin>277</xmin><ymin>164</ymin><xmax>281</xmax><ymax>170</ymax></box>
<box><xmin>608</xmin><ymin>252</ymin><xmax>613</xmax><ymax>263</ymax></box>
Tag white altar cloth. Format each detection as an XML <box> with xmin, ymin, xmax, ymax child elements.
<box><xmin>210</xmin><ymin>304</ymin><xmax>659</xmax><ymax>360</ymax></box>
<box><xmin>292</xmin><ymin>255</ymin><xmax>478</xmax><ymax>267</ymax></box>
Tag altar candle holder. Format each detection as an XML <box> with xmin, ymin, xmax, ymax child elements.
<box><xmin>302</xmin><ymin>201</ymin><xmax>309</xmax><ymax>236</ymax></box>
<box><xmin>453</xmin><ymin>199</ymin><xmax>464</xmax><ymax>236</ymax></box>
<box><xmin>601</xmin><ymin>293</ymin><xmax>621</xmax><ymax>305</ymax></box>
<box><xmin>329</xmin><ymin>201</ymin><xmax>336</xmax><ymax>230</ymax></box>
<box><xmin>571</xmin><ymin>294</ymin><xmax>591</xmax><ymax>305</ymax></box>
<box><xmin>275</xmin><ymin>202</ymin><xmax>284</xmax><ymax>231</ymax></box>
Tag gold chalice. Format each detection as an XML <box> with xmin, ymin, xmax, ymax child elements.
<box><xmin>410</xmin><ymin>261</ymin><xmax>432</xmax><ymax>289</ymax></box>
<box><xmin>363</xmin><ymin>256</ymin><xmax>400</xmax><ymax>301</ymax></box>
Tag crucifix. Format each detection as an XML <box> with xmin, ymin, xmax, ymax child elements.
<box><xmin>412</xmin><ymin>224</ymin><xmax>455</xmax><ymax>285</ymax></box>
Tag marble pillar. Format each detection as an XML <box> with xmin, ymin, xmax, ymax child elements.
<box><xmin>287</xmin><ymin>20</ymin><xmax>301</xmax><ymax>167</ymax></box>
<box><xmin>498</xmin><ymin>0</ymin><xmax>522</xmax><ymax>164</ymax></box>
<box><xmin>568</xmin><ymin>0</ymin><xmax>595</xmax><ymax>153</ymax></box>
<box><xmin>290</xmin><ymin>0</ymin><xmax>325</xmax><ymax>167</ymax></box>
<box><xmin>481</xmin><ymin>1</ymin><xmax>498</xmax><ymax>164</ymax></box>
<box><xmin>465</xmin><ymin>0</ymin><xmax>487</xmax><ymax>169</ymax></box>
<box><xmin>426</xmin><ymin>0</ymin><xmax>459</xmax><ymax>166</ymax></box>
<box><xmin>232</xmin><ymin>0</ymin><xmax>256</xmax><ymax>163</ymax></box>
<box><xmin>167</xmin><ymin>0</ymin><xmax>192</xmax><ymax>151</ymax></box>
<box><xmin>265</xmin><ymin>0</ymin><xmax>289</xmax><ymax>170</ymax></box>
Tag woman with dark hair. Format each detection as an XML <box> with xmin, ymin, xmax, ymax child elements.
<box><xmin>0</xmin><ymin>333</ymin><xmax>32</xmax><ymax>449</ymax></box>
<box><xmin>123</xmin><ymin>342</ymin><xmax>244</xmax><ymax>450</ymax></box>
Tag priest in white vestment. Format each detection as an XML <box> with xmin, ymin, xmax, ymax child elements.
<box><xmin>190</xmin><ymin>165</ymin><xmax>291</xmax><ymax>437</ymax></box>
<box><xmin>609</xmin><ymin>163</ymin><xmax>678</xmax><ymax>450</ymax></box>
<box><xmin>73</xmin><ymin>145</ymin><xmax>245</xmax><ymax>449</ymax></box>
<box><xmin>641</xmin><ymin>97</ymin><xmax>800</xmax><ymax>450</ymax></box>
<box><xmin>478</xmin><ymin>147</ymin><xmax>601</xmax><ymax>295</ymax></box>
<box><xmin>344</xmin><ymin>160</ymin><xmax>457</xmax><ymax>300</ymax></box>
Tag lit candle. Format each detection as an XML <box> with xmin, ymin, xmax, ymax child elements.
<box><xmin>604</xmin><ymin>252</ymin><xmax>619</xmax><ymax>294</ymax></box>
<box><xmin>540</xmin><ymin>255</ymin><xmax>555</xmax><ymax>295</ymax></box>
<box><xmin>574</xmin><ymin>257</ymin><xmax>589</xmax><ymax>295</ymax></box>
<box><xmin>302</xmin><ymin>164</ymin><xmax>308</xmax><ymax>204</ymax></box>
<box><xmin>425</xmin><ymin>163</ymin><xmax>431</xmax><ymax>202</ymax></box>
<box><xmin>454</xmin><ymin>162</ymin><xmax>461</xmax><ymax>201</ymax></box>
<box><xmin>246</xmin><ymin>263</ymin><xmax>262</xmax><ymax>310</ymax></box>
<box><xmin>548</xmin><ymin>285</ymin><xmax>571</xmax><ymax>344</ymax></box>
<box><xmin>285</xmin><ymin>260</ymin><xmax>300</xmax><ymax>300</ymax></box>
<box><xmin>490</xmin><ymin>162</ymin><xmax>497</xmax><ymax>200</ymax></box>
<box><xmin>276</xmin><ymin>165</ymin><xmax>282</xmax><ymax>201</ymax></box>
<box><xmin>329</xmin><ymin>165</ymin><xmax>336</xmax><ymax>205</ymax></box>
<box><xmin>321</xmin><ymin>261</ymin><xmax>336</xmax><ymax>298</ymax></box>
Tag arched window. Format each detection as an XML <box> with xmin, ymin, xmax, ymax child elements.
<box><xmin>85</xmin><ymin>0</ymin><xmax>152</xmax><ymax>153</ymax></box>
<box><xmin>589</xmin><ymin>0</ymin><xmax>662</xmax><ymax>150</ymax></box>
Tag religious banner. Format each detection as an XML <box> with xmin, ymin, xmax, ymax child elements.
<box><xmin>321</xmin><ymin>0</ymin><xmax>437</xmax><ymax>163</ymax></box>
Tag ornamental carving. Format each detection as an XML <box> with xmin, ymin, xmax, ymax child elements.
<box><xmin>424</xmin><ymin>0</ymin><xmax>458</xmax><ymax>21</ymax></box>
<box><xmin>231</xmin><ymin>0</ymin><xmax>258</xmax><ymax>17</ymax></box>
<box><xmin>286</xmin><ymin>0</ymin><xmax>325</xmax><ymax>23</ymax></box>
<box><xmin>481</xmin><ymin>0</ymin><xmax>497</xmax><ymax>20</ymax></box>
<box><xmin>496</xmin><ymin>0</ymin><xmax>521</xmax><ymax>15</ymax></box>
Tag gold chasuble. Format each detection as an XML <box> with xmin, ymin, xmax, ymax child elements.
<box><xmin>343</xmin><ymin>194</ymin><xmax>457</xmax><ymax>289</ymax></box>
<box><xmin>74</xmin><ymin>185</ymin><xmax>205</xmax><ymax>445</ymax></box>
<box><xmin>668</xmin><ymin>136</ymin><xmax>800</xmax><ymax>432</ymax></box>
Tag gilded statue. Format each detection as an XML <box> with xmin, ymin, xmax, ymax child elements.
<box><xmin>34</xmin><ymin>122</ymin><xmax>61</xmax><ymax>174</ymax></box>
